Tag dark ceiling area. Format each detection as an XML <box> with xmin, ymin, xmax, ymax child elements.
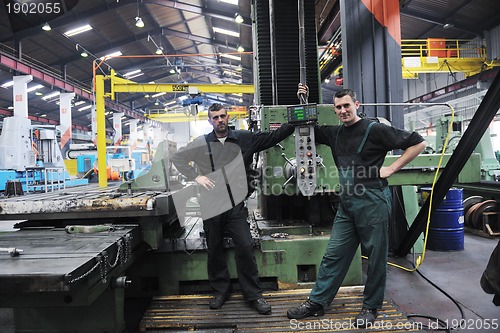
<box><xmin>0</xmin><ymin>0</ymin><xmax>499</xmax><ymax>135</ymax></box>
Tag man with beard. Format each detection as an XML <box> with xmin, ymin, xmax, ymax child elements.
<box><xmin>171</xmin><ymin>103</ymin><xmax>293</xmax><ymax>315</ymax></box>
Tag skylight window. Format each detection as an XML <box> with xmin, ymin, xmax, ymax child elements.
<box><xmin>64</xmin><ymin>24</ymin><xmax>93</xmax><ymax>37</ymax></box>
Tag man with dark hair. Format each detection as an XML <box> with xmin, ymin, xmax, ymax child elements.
<box><xmin>287</xmin><ymin>85</ymin><xmax>426</xmax><ymax>327</ymax></box>
<box><xmin>171</xmin><ymin>103</ymin><xmax>293</xmax><ymax>315</ymax></box>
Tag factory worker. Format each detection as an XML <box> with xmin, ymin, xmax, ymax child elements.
<box><xmin>287</xmin><ymin>84</ymin><xmax>426</xmax><ymax>327</ymax></box>
<box><xmin>171</xmin><ymin>103</ymin><xmax>294</xmax><ymax>315</ymax></box>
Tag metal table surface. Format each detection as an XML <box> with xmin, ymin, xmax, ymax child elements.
<box><xmin>0</xmin><ymin>225</ymin><xmax>142</xmax><ymax>295</ymax></box>
<box><xmin>0</xmin><ymin>182</ymin><xmax>181</xmax><ymax>221</ymax></box>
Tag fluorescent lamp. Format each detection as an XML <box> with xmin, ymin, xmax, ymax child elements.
<box><xmin>151</xmin><ymin>92</ymin><xmax>166</xmax><ymax>98</ymax></box>
<box><xmin>27</xmin><ymin>84</ymin><xmax>44</xmax><ymax>93</ymax></box>
<box><xmin>42</xmin><ymin>91</ymin><xmax>60</xmax><ymax>100</ymax></box>
<box><xmin>74</xmin><ymin>101</ymin><xmax>86</xmax><ymax>106</ymax></box>
<box><xmin>126</xmin><ymin>73</ymin><xmax>144</xmax><ymax>80</ymax></box>
<box><xmin>220</xmin><ymin>53</ymin><xmax>241</xmax><ymax>61</ymax></box>
<box><xmin>213</xmin><ymin>27</ymin><xmax>239</xmax><ymax>37</ymax></box>
<box><xmin>64</xmin><ymin>24</ymin><xmax>92</xmax><ymax>37</ymax></box>
<box><xmin>1</xmin><ymin>81</ymin><xmax>14</xmax><ymax>88</ymax></box>
<box><xmin>78</xmin><ymin>105</ymin><xmax>92</xmax><ymax>112</ymax></box>
<box><xmin>124</xmin><ymin>69</ymin><xmax>142</xmax><ymax>77</ymax></box>
<box><xmin>219</xmin><ymin>0</ymin><xmax>238</xmax><ymax>5</ymax></box>
<box><xmin>99</xmin><ymin>51</ymin><xmax>122</xmax><ymax>60</ymax></box>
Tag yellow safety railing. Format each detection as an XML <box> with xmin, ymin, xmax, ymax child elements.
<box><xmin>401</xmin><ymin>38</ymin><xmax>486</xmax><ymax>59</ymax></box>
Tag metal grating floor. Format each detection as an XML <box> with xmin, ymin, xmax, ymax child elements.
<box><xmin>139</xmin><ymin>287</ymin><xmax>425</xmax><ymax>332</ymax></box>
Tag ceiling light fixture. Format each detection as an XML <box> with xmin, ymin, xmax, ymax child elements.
<box><xmin>135</xmin><ymin>0</ymin><xmax>144</xmax><ymax>28</ymax></box>
<box><xmin>135</xmin><ymin>16</ymin><xmax>144</xmax><ymax>28</ymax></box>
<box><xmin>76</xmin><ymin>44</ymin><xmax>90</xmax><ymax>58</ymax></box>
<box><xmin>235</xmin><ymin>14</ymin><xmax>244</xmax><ymax>24</ymax></box>
<box><xmin>443</xmin><ymin>21</ymin><xmax>455</xmax><ymax>29</ymax></box>
<box><xmin>42</xmin><ymin>22</ymin><xmax>51</xmax><ymax>31</ymax></box>
<box><xmin>237</xmin><ymin>45</ymin><xmax>245</xmax><ymax>52</ymax></box>
<box><xmin>155</xmin><ymin>46</ymin><xmax>163</xmax><ymax>55</ymax></box>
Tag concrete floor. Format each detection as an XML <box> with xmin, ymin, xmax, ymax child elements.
<box><xmin>385</xmin><ymin>232</ymin><xmax>500</xmax><ymax>332</ymax></box>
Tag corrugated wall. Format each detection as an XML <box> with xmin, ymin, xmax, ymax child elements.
<box><xmin>488</xmin><ymin>24</ymin><xmax>500</xmax><ymax>61</ymax></box>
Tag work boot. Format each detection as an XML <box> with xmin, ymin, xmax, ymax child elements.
<box><xmin>355</xmin><ymin>307</ymin><xmax>378</xmax><ymax>328</ymax></box>
<box><xmin>287</xmin><ymin>299</ymin><xmax>324</xmax><ymax>319</ymax></box>
<box><xmin>250</xmin><ymin>298</ymin><xmax>272</xmax><ymax>315</ymax></box>
<box><xmin>209</xmin><ymin>292</ymin><xmax>229</xmax><ymax>309</ymax></box>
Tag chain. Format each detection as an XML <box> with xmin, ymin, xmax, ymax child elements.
<box><xmin>67</xmin><ymin>257</ymin><xmax>102</xmax><ymax>284</ymax></box>
<box><xmin>103</xmin><ymin>239</ymin><xmax>122</xmax><ymax>268</ymax></box>
<box><xmin>123</xmin><ymin>233</ymin><xmax>132</xmax><ymax>263</ymax></box>
<box><xmin>99</xmin><ymin>254</ymin><xmax>107</xmax><ymax>283</ymax></box>
<box><xmin>67</xmin><ymin>231</ymin><xmax>134</xmax><ymax>285</ymax></box>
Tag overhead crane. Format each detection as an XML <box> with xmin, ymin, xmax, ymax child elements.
<box><xmin>95</xmin><ymin>70</ymin><xmax>254</xmax><ymax>187</ymax></box>
<box><xmin>322</xmin><ymin>38</ymin><xmax>500</xmax><ymax>81</ymax></box>
<box><xmin>401</xmin><ymin>38</ymin><xmax>500</xmax><ymax>78</ymax></box>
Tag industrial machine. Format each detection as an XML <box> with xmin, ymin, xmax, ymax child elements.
<box><xmin>0</xmin><ymin>67</ymin><xmax>487</xmax><ymax>332</ymax></box>
<box><xmin>0</xmin><ymin>97</ymin><xmax>485</xmax><ymax>332</ymax></box>
<box><xmin>0</xmin><ymin>115</ymin><xmax>88</xmax><ymax>192</ymax></box>
<box><xmin>0</xmin><ymin>75</ymin><xmax>88</xmax><ymax>193</ymax></box>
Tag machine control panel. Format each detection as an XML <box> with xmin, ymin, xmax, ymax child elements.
<box><xmin>287</xmin><ymin>103</ymin><xmax>318</xmax><ymax>124</ymax></box>
<box><xmin>287</xmin><ymin>104</ymin><xmax>318</xmax><ymax>196</ymax></box>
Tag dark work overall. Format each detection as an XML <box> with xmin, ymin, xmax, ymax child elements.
<box><xmin>309</xmin><ymin>122</ymin><xmax>392</xmax><ymax>310</ymax></box>
<box><xmin>202</xmin><ymin>138</ymin><xmax>263</xmax><ymax>302</ymax></box>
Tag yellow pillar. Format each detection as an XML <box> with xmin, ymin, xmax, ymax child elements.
<box><xmin>95</xmin><ymin>75</ymin><xmax>108</xmax><ymax>187</ymax></box>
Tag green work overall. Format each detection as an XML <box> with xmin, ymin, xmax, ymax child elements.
<box><xmin>309</xmin><ymin>122</ymin><xmax>392</xmax><ymax>310</ymax></box>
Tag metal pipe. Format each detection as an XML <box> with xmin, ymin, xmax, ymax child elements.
<box><xmin>298</xmin><ymin>0</ymin><xmax>307</xmax><ymax>104</ymax></box>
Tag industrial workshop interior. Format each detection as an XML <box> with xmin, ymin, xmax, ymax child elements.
<box><xmin>1</xmin><ymin>0</ymin><xmax>500</xmax><ymax>332</ymax></box>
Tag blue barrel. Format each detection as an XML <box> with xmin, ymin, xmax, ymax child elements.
<box><xmin>421</xmin><ymin>187</ymin><xmax>464</xmax><ymax>251</ymax></box>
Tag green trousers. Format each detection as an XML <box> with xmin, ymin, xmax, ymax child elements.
<box><xmin>310</xmin><ymin>185</ymin><xmax>391</xmax><ymax>309</ymax></box>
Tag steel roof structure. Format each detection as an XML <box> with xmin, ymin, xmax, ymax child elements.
<box><xmin>0</xmin><ymin>0</ymin><xmax>498</xmax><ymax>136</ymax></box>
